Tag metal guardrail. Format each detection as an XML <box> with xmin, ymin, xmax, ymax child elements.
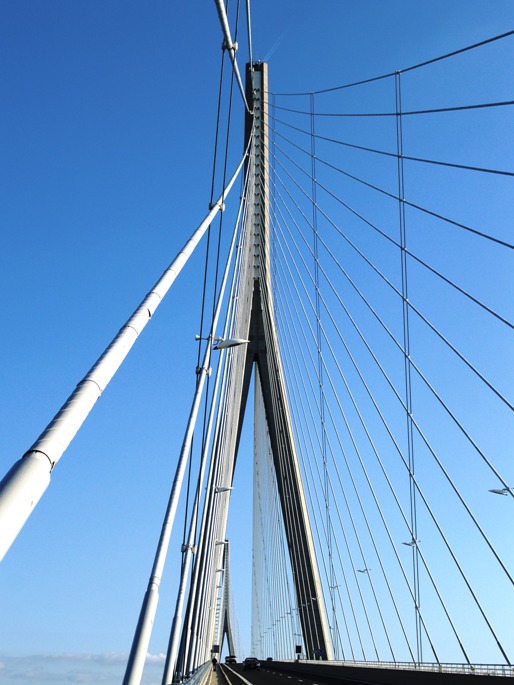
<box><xmin>179</xmin><ymin>662</ymin><xmax>211</xmax><ymax>685</ymax></box>
<box><xmin>285</xmin><ymin>659</ymin><xmax>514</xmax><ymax>677</ymax></box>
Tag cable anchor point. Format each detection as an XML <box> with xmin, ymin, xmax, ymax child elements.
<box><xmin>222</xmin><ymin>39</ymin><xmax>238</xmax><ymax>53</ymax></box>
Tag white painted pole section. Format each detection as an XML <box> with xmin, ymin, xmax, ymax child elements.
<box><xmin>122</xmin><ymin>144</ymin><xmax>251</xmax><ymax>685</ymax></box>
<box><xmin>0</xmin><ymin>154</ymin><xmax>246</xmax><ymax>562</ymax></box>
<box><xmin>161</xmin><ymin>192</ymin><xmax>244</xmax><ymax>685</ymax></box>
<box><xmin>213</xmin><ymin>0</ymin><xmax>251</xmax><ymax>114</ymax></box>
<box><xmin>122</xmin><ymin>348</ymin><xmax>212</xmax><ymax>685</ymax></box>
<box><xmin>160</xmin><ymin>391</ymin><xmax>209</xmax><ymax>685</ymax></box>
<box><xmin>0</xmin><ymin>453</ymin><xmax>51</xmax><ymax>557</ymax></box>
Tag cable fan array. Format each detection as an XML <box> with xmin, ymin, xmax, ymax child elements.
<box><xmin>255</xmin><ymin>31</ymin><xmax>514</xmax><ymax>667</ymax></box>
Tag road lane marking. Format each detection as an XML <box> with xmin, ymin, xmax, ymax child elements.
<box><xmin>222</xmin><ymin>666</ymin><xmax>253</xmax><ymax>685</ymax></box>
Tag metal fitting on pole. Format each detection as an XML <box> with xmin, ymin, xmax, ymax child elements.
<box><xmin>222</xmin><ymin>39</ymin><xmax>238</xmax><ymax>52</ymax></box>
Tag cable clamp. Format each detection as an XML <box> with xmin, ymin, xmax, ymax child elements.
<box><xmin>222</xmin><ymin>39</ymin><xmax>238</xmax><ymax>53</ymax></box>
<box><xmin>196</xmin><ymin>365</ymin><xmax>212</xmax><ymax>376</ymax></box>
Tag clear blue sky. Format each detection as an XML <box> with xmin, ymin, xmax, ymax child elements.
<box><xmin>1</xmin><ymin>2</ymin><xmax>514</xmax><ymax>684</ymax></box>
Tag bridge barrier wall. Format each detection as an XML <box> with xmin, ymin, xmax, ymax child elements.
<box><xmin>265</xmin><ymin>660</ymin><xmax>513</xmax><ymax>683</ymax></box>
<box><xmin>179</xmin><ymin>661</ymin><xmax>210</xmax><ymax>685</ymax></box>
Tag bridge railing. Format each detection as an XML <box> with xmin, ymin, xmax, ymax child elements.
<box><xmin>181</xmin><ymin>661</ymin><xmax>211</xmax><ymax>685</ymax></box>
<box><xmin>285</xmin><ymin>659</ymin><xmax>514</xmax><ymax>678</ymax></box>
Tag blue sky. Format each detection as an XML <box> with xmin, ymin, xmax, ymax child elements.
<box><xmin>1</xmin><ymin>2</ymin><xmax>514</xmax><ymax>684</ymax></box>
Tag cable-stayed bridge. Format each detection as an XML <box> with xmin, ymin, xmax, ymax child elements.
<box><xmin>1</xmin><ymin>5</ymin><xmax>514</xmax><ymax>685</ymax></box>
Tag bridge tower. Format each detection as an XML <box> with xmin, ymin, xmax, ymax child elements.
<box><xmin>237</xmin><ymin>62</ymin><xmax>333</xmax><ymax>660</ymax></box>
<box><xmin>219</xmin><ymin>541</ymin><xmax>236</xmax><ymax>658</ymax></box>
<box><xmin>175</xmin><ymin>63</ymin><xmax>333</xmax><ymax>678</ymax></box>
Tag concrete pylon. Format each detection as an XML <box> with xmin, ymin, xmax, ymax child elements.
<box><xmin>220</xmin><ymin>541</ymin><xmax>237</xmax><ymax>657</ymax></box>
<box><xmin>178</xmin><ymin>63</ymin><xmax>333</xmax><ymax>676</ymax></box>
<box><xmin>231</xmin><ymin>61</ymin><xmax>333</xmax><ymax>660</ymax></box>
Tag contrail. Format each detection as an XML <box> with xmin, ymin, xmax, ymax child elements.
<box><xmin>263</xmin><ymin>31</ymin><xmax>286</xmax><ymax>61</ymax></box>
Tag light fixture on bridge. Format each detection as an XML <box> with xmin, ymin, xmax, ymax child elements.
<box><xmin>212</xmin><ymin>338</ymin><xmax>249</xmax><ymax>350</ymax></box>
<box><xmin>489</xmin><ymin>487</ymin><xmax>511</xmax><ymax>495</ymax></box>
<box><xmin>214</xmin><ymin>485</ymin><xmax>233</xmax><ymax>493</ymax></box>
<box><xmin>357</xmin><ymin>568</ymin><xmax>370</xmax><ymax>573</ymax></box>
<box><xmin>215</xmin><ymin>539</ymin><xmax>229</xmax><ymax>545</ymax></box>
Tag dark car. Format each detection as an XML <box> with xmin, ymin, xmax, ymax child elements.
<box><xmin>243</xmin><ymin>657</ymin><xmax>260</xmax><ymax>670</ymax></box>
<box><xmin>225</xmin><ymin>655</ymin><xmax>237</xmax><ymax>664</ymax></box>
<box><xmin>266</xmin><ymin>657</ymin><xmax>273</xmax><ymax>662</ymax></box>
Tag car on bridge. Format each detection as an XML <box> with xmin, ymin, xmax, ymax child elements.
<box><xmin>224</xmin><ymin>655</ymin><xmax>237</xmax><ymax>664</ymax></box>
<box><xmin>243</xmin><ymin>657</ymin><xmax>260</xmax><ymax>670</ymax></box>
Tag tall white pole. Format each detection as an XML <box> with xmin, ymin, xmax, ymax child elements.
<box><xmin>0</xmin><ymin>155</ymin><xmax>246</xmax><ymax>562</ymax></box>
<box><xmin>122</xmin><ymin>344</ymin><xmax>212</xmax><ymax>685</ymax></box>
<box><xmin>182</xmin><ymin>191</ymin><xmax>252</xmax><ymax>677</ymax></box>
<box><xmin>213</xmin><ymin>0</ymin><xmax>252</xmax><ymax>114</ymax></box>
<box><xmin>161</xmin><ymin>183</ymin><xmax>245</xmax><ymax>685</ymax></box>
